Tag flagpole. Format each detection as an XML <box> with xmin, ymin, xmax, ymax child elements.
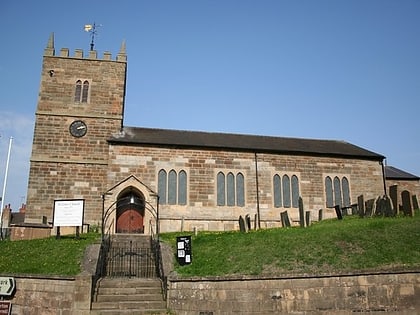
<box><xmin>0</xmin><ymin>137</ymin><xmax>13</xmax><ymax>240</ymax></box>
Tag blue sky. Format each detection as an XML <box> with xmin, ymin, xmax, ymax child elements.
<box><xmin>0</xmin><ymin>0</ymin><xmax>419</xmax><ymax>210</ymax></box>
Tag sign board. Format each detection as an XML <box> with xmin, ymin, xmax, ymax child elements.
<box><xmin>176</xmin><ymin>236</ymin><xmax>192</xmax><ymax>265</ymax></box>
<box><xmin>0</xmin><ymin>301</ymin><xmax>11</xmax><ymax>315</ymax></box>
<box><xmin>53</xmin><ymin>199</ymin><xmax>85</xmax><ymax>227</ymax></box>
<box><xmin>0</xmin><ymin>277</ymin><xmax>15</xmax><ymax>296</ymax></box>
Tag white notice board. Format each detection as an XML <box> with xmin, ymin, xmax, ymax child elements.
<box><xmin>53</xmin><ymin>199</ymin><xmax>85</xmax><ymax>227</ymax></box>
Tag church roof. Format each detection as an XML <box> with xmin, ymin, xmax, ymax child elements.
<box><xmin>109</xmin><ymin>126</ymin><xmax>385</xmax><ymax>160</ymax></box>
<box><xmin>384</xmin><ymin>166</ymin><xmax>419</xmax><ymax>180</ymax></box>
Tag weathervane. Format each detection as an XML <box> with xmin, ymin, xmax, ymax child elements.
<box><xmin>84</xmin><ymin>22</ymin><xmax>101</xmax><ymax>51</ymax></box>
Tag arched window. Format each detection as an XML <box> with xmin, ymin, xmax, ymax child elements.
<box><xmin>81</xmin><ymin>80</ymin><xmax>89</xmax><ymax>102</ymax></box>
<box><xmin>342</xmin><ymin>177</ymin><xmax>350</xmax><ymax>207</ymax></box>
<box><xmin>158</xmin><ymin>170</ymin><xmax>167</xmax><ymax>205</ymax></box>
<box><xmin>168</xmin><ymin>170</ymin><xmax>177</xmax><ymax>205</ymax></box>
<box><xmin>217</xmin><ymin>172</ymin><xmax>225</xmax><ymax>206</ymax></box>
<box><xmin>273</xmin><ymin>174</ymin><xmax>300</xmax><ymax>208</ymax></box>
<box><xmin>282</xmin><ymin>175</ymin><xmax>291</xmax><ymax>208</ymax></box>
<box><xmin>291</xmin><ymin>175</ymin><xmax>300</xmax><ymax>208</ymax></box>
<box><xmin>216</xmin><ymin>171</ymin><xmax>245</xmax><ymax>207</ymax></box>
<box><xmin>74</xmin><ymin>80</ymin><xmax>89</xmax><ymax>103</ymax></box>
<box><xmin>333</xmin><ymin>176</ymin><xmax>342</xmax><ymax>207</ymax></box>
<box><xmin>74</xmin><ymin>80</ymin><xmax>82</xmax><ymax>102</ymax></box>
<box><xmin>236</xmin><ymin>173</ymin><xmax>245</xmax><ymax>207</ymax></box>
<box><xmin>273</xmin><ymin>174</ymin><xmax>282</xmax><ymax>208</ymax></box>
<box><xmin>325</xmin><ymin>175</ymin><xmax>351</xmax><ymax>208</ymax></box>
<box><xmin>325</xmin><ymin>176</ymin><xmax>333</xmax><ymax>207</ymax></box>
<box><xmin>226</xmin><ymin>172</ymin><xmax>235</xmax><ymax>206</ymax></box>
<box><xmin>178</xmin><ymin>170</ymin><xmax>187</xmax><ymax>205</ymax></box>
<box><xmin>158</xmin><ymin>169</ymin><xmax>188</xmax><ymax>205</ymax></box>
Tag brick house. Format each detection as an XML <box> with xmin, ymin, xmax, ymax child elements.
<box><xmin>21</xmin><ymin>35</ymin><xmax>387</xmax><ymax>237</ymax></box>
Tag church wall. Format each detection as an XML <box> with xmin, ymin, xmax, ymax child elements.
<box><xmin>108</xmin><ymin>144</ymin><xmax>385</xmax><ymax>233</ymax></box>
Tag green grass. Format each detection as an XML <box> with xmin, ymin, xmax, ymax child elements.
<box><xmin>0</xmin><ymin>233</ymin><xmax>100</xmax><ymax>276</ymax></box>
<box><xmin>1</xmin><ymin>214</ymin><xmax>419</xmax><ymax>278</ymax></box>
<box><xmin>160</xmin><ymin>213</ymin><xmax>420</xmax><ymax>277</ymax></box>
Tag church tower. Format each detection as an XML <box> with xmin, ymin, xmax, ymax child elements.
<box><xmin>25</xmin><ymin>34</ymin><xmax>127</xmax><ymax>226</ymax></box>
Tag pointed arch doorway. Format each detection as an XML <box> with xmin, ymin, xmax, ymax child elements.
<box><xmin>116</xmin><ymin>190</ymin><xmax>145</xmax><ymax>234</ymax></box>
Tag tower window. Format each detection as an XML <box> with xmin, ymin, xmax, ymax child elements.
<box><xmin>74</xmin><ymin>80</ymin><xmax>90</xmax><ymax>103</ymax></box>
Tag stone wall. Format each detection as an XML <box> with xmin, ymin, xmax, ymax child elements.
<box><xmin>6</xmin><ymin>274</ymin><xmax>92</xmax><ymax>315</ymax></box>
<box><xmin>109</xmin><ymin>144</ymin><xmax>385</xmax><ymax>232</ymax></box>
<box><xmin>167</xmin><ymin>271</ymin><xmax>420</xmax><ymax>315</ymax></box>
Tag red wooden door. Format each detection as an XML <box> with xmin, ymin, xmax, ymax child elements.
<box><xmin>116</xmin><ymin>208</ymin><xmax>144</xmax><ymax>233</ymax></box>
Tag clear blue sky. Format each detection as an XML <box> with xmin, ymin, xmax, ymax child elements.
<box><xmin>0</xmin><ymin>0</ymin><xmax>419</xmax><ymax>210</ymax></box>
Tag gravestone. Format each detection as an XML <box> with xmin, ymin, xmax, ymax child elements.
<box><xmin>305</xmin><ymin>211</ymin><xmax>311</xmax><ymax>227</ymax></box>
<box><xmin>318</xmin><ymin>209</ymin><xmax>323</xmax><ymax>221</ymax></box>
<box><xmin>365</xmin><ymin>199</ymin><xmax>375</xmax><ymax>217</ymax></box>
<box><xmin>245</xmin><ymin>214</ymin><xmax>251</xmax><ymax>231</ymax></box>
<box><xmin>298</xmin><ymin>197</ymin><xmax>305</xmax><ymax>227</ymax></box>
<box><xmin>351</xmin><ymin>204</ymin><xmax>358</xmax><ymax>215</ymax></box>
<box><xmin>374</xmin><ymin>195</ymin><xmax>395</xmax><ymax>217</ymax></box>
<box><xmin>280</xmin><ymin>211</ymin><xmax>291</xmax><ymax>228</ymax></box>
<box><xmin>357</xmin><ymin>195</ymin><xmax>365</xmax><ymax>218</ymax></box>
<box><xmin>239</xmin><ymin>216</ymin><xmax>246</xmax><ymax>232</ymax></box>
<box><xmin>412</xmin><ymin>195</ymin><xmax>419</xmax><ymax>211</ymax></box>
<box><xmin>389</xmin><ymin>185</ymin><xmax>398</xmax><ymax>215</ymax></box>
<box><xmin>401</xmin><ymin>190</ymin><xmax>413</xmax><ymax>217</ymax></box>
<box><xmin>334</xmin><ymin>205</ymin><xmax>343</xmax><ymax>220</ymax></box>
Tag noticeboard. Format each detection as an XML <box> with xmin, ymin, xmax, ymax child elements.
<box><xmin>176</xmin><ymin>236</ymin><xmax>192</xmax><ymax>265</ymax></box>
<box><xmin>53</xmin><ymin>199</ymin><xmax>85</xmax><ymax>227</ymax></box>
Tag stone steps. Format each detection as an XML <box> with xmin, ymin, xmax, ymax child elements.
<box><xmin>92</xmin><ymin>277</ymin><xmax>167</xmax><ymax>315</ymax></box>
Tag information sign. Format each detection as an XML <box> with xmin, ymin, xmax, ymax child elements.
<box><xmin>53</xmin><ymin>199</ymin><xmax>85</xmax><ymax>227</ymax></box>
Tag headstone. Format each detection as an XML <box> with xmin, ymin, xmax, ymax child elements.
<box><xmin>351</xmin><ymin>204</ymin><xmax>358</xmax><ymax>216</ymax></box>
<box><xmin>318</xmin><ymin>209</ymin><xmax>323</xmax><ymax>221</ymax></box>
<box><xmin>384</xmin><ymin>195</ymin><xmax>396</xmax><ymax>217</ymax></box>
<box><xmin>298</xmin><ymin>197</ymin><xmax>305</xmax><ymax>227</ymax></box>
<box><xmin>334</xmin><ymin>205</ymin><xmax>343</xmax><ymax>220</ymax></box>
<box><xmin>305</xmin><ymin>211</ymin><xmax>311</xmax><ymax>227</ymax></box>
<box><xmin>389</xmin><ymin>185</ymin><xmax>399</xmax><ymax>215</ymax></box>
<box><xmin>280</xmin><ymin>211</ymin><xmax>291</xmax><ymax>228</ymax></box>
<box><xmin>239</xmin><ymin>216</ymin><xmax>246</xmax><ymax>232</ymax></box>
<box><xmin>357</xmin><ymin>195</ymin><xmax>365</xmax><ymax>218</ymax></box>
<box><xmin>412</xmin><ymin>195</ymin><xmax>419</xmax><ymax>211</ymax></box>
<box><xmin>245</xmin><ymin>214</ymin><xmax>251</xmax><ymax>231</ymax></box>
<box><xmin>365</xmin><ymin>199</ymin><xmax>375</xmax><ymax>217</ymax></box>
<box><xmin>374</xmin><ymin>195</ymin><xmax>395</xmax><ymax>217</ymax></box>
<box><xmin>254</xmin><ymin>214</ymin><xmax>258</xmax><ymax>230</ymax></box>
<box><xmin>401</xmin><ymin>190</ymin><xmax>414</xmax><ymax>217</ymax></box>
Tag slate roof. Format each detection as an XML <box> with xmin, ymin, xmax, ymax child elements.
<box><xmin>109</xmin><ymin>126</ymin><xmax>385</xmax><ymax>160</ymax></box>
<box><xmin>384</xmin><ymin>166</ymin><xmax>420</xmax><ymax>180</ymax></box>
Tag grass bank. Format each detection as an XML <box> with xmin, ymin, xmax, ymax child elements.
<box><xmin>0</xmin><ymin>233</ymin><xmax>100</xmax><ymax>276</ymax></box>
<box><xmin>0</xmin><ymin>214</ymin><xmax>418</xmax><ymax>277</ymax></box>
<box><xmin>160</xmin><ymin>213</ymin><xmax>420</xmax><ymax>277</ymax></box>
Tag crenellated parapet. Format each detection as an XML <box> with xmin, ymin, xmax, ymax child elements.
<box><xmin>44</xmin><ymin>32</ymin><xmax>127</xmax><ymax>62</ymax></box>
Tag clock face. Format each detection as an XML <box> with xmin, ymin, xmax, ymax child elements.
<box><xmin>69</xmin><ymin>120</ymin><xmax>87</xmax><ymax>137</ymax></box>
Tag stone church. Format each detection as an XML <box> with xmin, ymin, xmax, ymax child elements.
<box><xmin>22</xmin><ymin>35</ymin><xmax>387</xmax><ymax>237</ymax></box>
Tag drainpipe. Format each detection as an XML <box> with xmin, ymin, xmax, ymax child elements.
<box><xmin>380</xmin><ymin>159</ymin><xmax>387</xmax><ymax>196</ymax></box>
<box><xmin>254</xmin><ymin>152</ymin><xmax>261</xmax><ymax>229</ymax></box>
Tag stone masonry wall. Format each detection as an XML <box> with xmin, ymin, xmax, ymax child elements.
<box><xmin>168</xmin><ymin>272</ymin><xmax>420</xmax><ymax>315</ymax></box>
<box><xmin>7</xmin><ymin>274</ymin><xmax>92</xmax><ymax>315</ymax></box>
<box><xmin>109</xmin><ymin>144</ymin><xmax>385</xmax><ymax>232</ymax></box>
<box><xmin>25</xmin><ymin>48</ymin><xmax>125</xmax><ymax>226</ymax></box>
